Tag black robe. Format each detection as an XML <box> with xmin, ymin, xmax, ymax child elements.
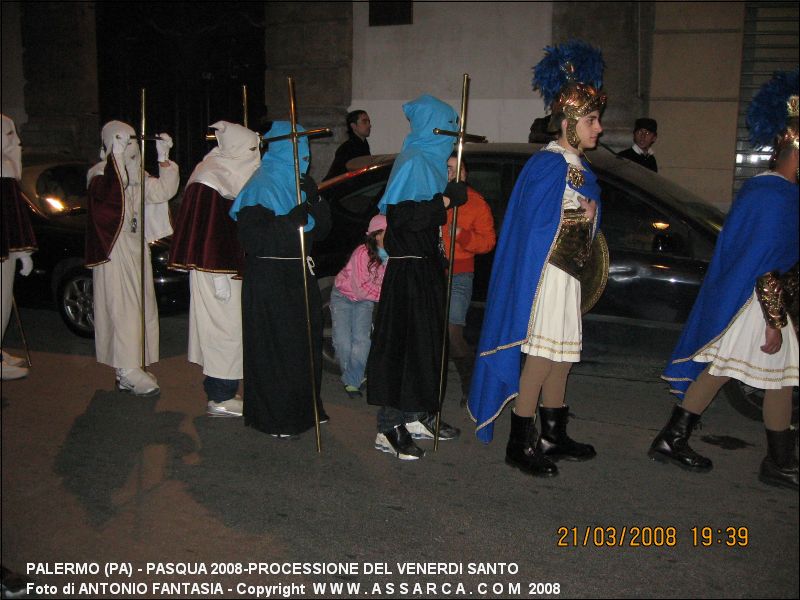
<box><xmin>618</xmin><ymin>147</ymin><xmax>658</xmax><ymax>172</ymax></box>
<box><xmin>237</xmin><ymin>201</ymin><xmax>331</xmax><ymax>435</ymax></box>
<box><xmin>366</xmin><ymin>198</ymin><xmax>448</xmax><ymax>413</ymax></box>
<box><xmin>324</xmin><ymin>137</ymin><xmax>371</xmax><ymax>180</ymax></box>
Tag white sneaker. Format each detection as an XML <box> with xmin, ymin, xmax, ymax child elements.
<box><xmin>116</xmin><ymin>368</ymin><xmax>159</xmax><ymax>396</ymax></box>
<box><xmin>2</xmin><ymin>350</ymin><xmax>26</xmax><ymax>367</ymax></box>
<box><xmin>207</xmin><ymin>396</ymin><xmax>243</xmax><ymax>417</ymax></box>
<box><xmin>0</xmin><ymin>363</ymin><xmax>28</xmax><ymax>381</ymax></box>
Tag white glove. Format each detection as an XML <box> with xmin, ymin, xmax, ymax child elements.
<box><xmin>156</xmin><ymin>133</ymin><xmax>173</xmax><ymax>163</ymax></box>
<box><xmin>213</xmin><ymin>275</ymin><xmax>231</xmax><ymax>303</ymax></box>
<box><xmin>111</xmin><ymin>131</ymin><xmax>130</xmax><ymax>156</ymax></box>
<box><xmin>15</xmin><ymin>252</ymin><xmax>33</xmax><ymax>276</ymax></box>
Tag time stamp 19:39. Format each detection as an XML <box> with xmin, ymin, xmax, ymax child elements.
<box><xmin>556</xmin><ymin>526</ymin><xmax>750</xmax><ymax>548</ymax></box>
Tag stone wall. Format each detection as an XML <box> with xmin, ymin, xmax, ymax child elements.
<box><xmin>19</xmin><ymin>2</ymin><xmax>99</xmax><ymax>160</ymax></box>
<box><xmin>264</xmin><ymin>2</ymin><xmax>353</xmax><ymax>181</ymax></box>
<box><xmin>1</xmin><ymin>1</ymin><xmax>27</xmax><ymax>126</ymax></box>
<box><xmin>552</xmin><ymin>1</ymin><xmax>656</xmax><ymax>149</ymax></box>
<box><xmin>648</xmin><ymin>2</ymin><xmax>745</xmax><ymax>209</ymax></box>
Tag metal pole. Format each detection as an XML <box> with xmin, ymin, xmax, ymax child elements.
<box><xmin>242</xmin><ymin>84</ymin><xmax>249</xmax><ymax>129</ymax></box>
<box><xmin>287</xmin><ymin>76</ymin><xmax>322</xmax><ymax>453</ymax></box>
<box><xmin>139</xmin><ymin>88</ymin><xmax>147</xmax><ymax>370</ymax></box>
<box><xmin>11</xmin><ymin>296</ymin><xmax>32</xmax><ymax>367</ymax></box>
<box><xmin>435</xmin><ymin>74</ymin><xmax>471</xmax><ymax>451</ymax></box>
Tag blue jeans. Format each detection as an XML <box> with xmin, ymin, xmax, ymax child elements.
<box><xmin>204</xmin><ymin>376</ymin><xmax>239</xmax><ymax>403</ymax></box>
<box><xmin>448</xmin><ymin>272</ymin><xmax>474</xmax><ymax>326</ymax></box>
<box><xmin>330</xmin><ymin>287</ymin><xmax>375</xmax><ymax>388</ymax></box>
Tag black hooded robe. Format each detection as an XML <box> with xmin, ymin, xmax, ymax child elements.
<box><xmin>366</xmin><ymin>198</ymin><xmax>448</xmax><ymax>413</ymax></box>
<box><xmin>237</xmin><ymin>202</ymin><xmax>331</xmax><ymax>435</ymax></box>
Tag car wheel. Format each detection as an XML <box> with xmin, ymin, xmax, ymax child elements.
<box><xmin>57</xmin><ymin>267</ymin><xmax>95</xmax><ymax>338</ymax></box>
<box><xmin>723</xmin><ymin>379</ymin><xmax>799</xmax><ymax>424</ymax></box>
<box><xmin>319</xmin><ymin>279</ymin><xmax>341</xmax><ymax>375</ymax></box>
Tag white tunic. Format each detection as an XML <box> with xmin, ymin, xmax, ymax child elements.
<box><xmin>187</xmin><ymin>271</ymin><xmax>243</xmax><ymax>379</ymax></box>
<box><xmin>92</xmin><ymin>163</ymin><xmax>179</xmax><ymax>368</ymax></box>
<box><xmin>521</xmin><ymin>143</ymin><xmax>594</xmax><ymax>362</ymax></box>
<box><xmin>695</xmin><ymin>291</ymin><xmax>799</xmax><ymax>389</ymax></box>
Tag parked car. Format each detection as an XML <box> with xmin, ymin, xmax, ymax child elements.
<box><xmin>314</xmin><ymin>142</ymin><xmax>724</xmax><ymax>366</ymax></box>
<box><xmin>12</xmin><ymin>156</ymin><xmax>189</xmax><ymax>337</ymax></box>
<box><xmin>315</xmin><ymin>143</ymin><xmax>800</xmax><ymax>423</ymax></box>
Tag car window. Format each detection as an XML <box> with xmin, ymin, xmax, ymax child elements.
<box><xmin>599</xmin><ymin>182</ymin><xmax>692</xmax><ymax>258</ymax></box>
<box><xmin>335</xmin><ymin>179</ymin><xmax>387</xmax><ymax>216</ymax></box>
<box><xmin>467</xmin><ymin>163</ymin><xmax>502</xmax><ymax>206</ymax></box>
<box><xmin>35</xmin><ymin>165</ymin><xmax>88</xmax><ymax>214</ymax></box>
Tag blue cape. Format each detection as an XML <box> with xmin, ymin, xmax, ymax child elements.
<box><xmin>229</xmin><ymin>121</ymin><xmax>314</xmax><ymax>231</ymax></box>
<box><xmin>377</xmin><ymin>95</ymin><xmax>458</xmax><ymax>213</ymax></box>
<box><xmin>663</xmin><ymin>173</ymin><xmax>799</xmax><ymax>396</ymax></box>
<box><xmin>468</xmin><ymin>148</ymin><xmax>602</xmax><ymax>443</ymax></box>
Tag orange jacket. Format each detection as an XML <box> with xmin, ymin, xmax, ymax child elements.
<box><xmin>442</xmin><ymin>185</ymin><xmax>496</xmax><ymax>274</ymax></box>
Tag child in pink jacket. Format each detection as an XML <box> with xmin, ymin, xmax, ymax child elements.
<box><xmin>331</xmin><ymin>214</ymin><xmax>387</xmax><ymax>397</ymax></box>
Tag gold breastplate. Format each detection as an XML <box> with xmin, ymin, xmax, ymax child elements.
<box><xmin>548</xmin><ymin>208</ymin><xmax>594</xmax><ymax>279</ymax></box>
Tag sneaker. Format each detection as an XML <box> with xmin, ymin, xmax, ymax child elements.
<box><xmin>375</xmin><ymin>425</ymin><xmax>425</xmax><ymax>460</ymax></box>
<box><xmin>207</xmin><ymin>396</ymin><xmax>243</xmax><ymax>417</ymax></box>
<box><xmin>1</xmin><ymin>565</ymin><xmax>34</xmax><ymax>599</ymax></box>
<box><xmin>269</xmin><ymin>433</ymin><xmax>299</xmax><ymax>440</ymax></box>
<box><xmin>2</xmin><ymin>351</ymin><xmax>26</xmax><ymax>367</ymax></box>
<box><xmin>344</xmin><ymin>385</ymin><xmax>363</xmax><ymax>399</ymax></box>
<box><xmin>116</xmin><ymin>368</ymin><xmax>159</xmax><ymax>396</ymax></box>
<box><xmin>406</xmin><ymin>414</ymin><xmax>460</xmax><ymax>441</ymax></box>
<box><xmin>318</xmin><ymin>408</ymin><xmax>330</xmax><ymax>424</ymax></box>
<box><xmin>0</xmin><ymin>363</ymin><xmax>28</xmax><ymax>381</ymax></box>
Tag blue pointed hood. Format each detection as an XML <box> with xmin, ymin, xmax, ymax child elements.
<box><xmin>229</xmin><ymin>121</ymin><xmax>314</xmax><ymax>230</ymax></box>
<box><xmin>377</xmin><ymin>95</ymin><xmax>458</xmax><ymax>213</ymax></box>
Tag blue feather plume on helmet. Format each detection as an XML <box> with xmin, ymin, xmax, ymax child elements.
<box><xmin>532</xmin><ymin>40</ymin><xmax>605</xmax><ymax>107</ymax></box>
<box><xmin>747</xmin><ymin>68</ymin><xmax>799</xmax><ymax>149</ymax></box>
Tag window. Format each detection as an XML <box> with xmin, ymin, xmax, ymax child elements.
<box><xmin>599</xmin><ymin>182</ymin><xmax>691</xmax><ymax>258</ymax></box>
<box><xmin>733</xmin><ymin>2</ymin><xmax>799</xmax><ymax>197</ymax></box>
<box><xmin>335</xmin><ymin>180</ymin><xmax>387</xmax><ymax>217</ymax></box>
<box><xmin>369</xmin><ymin>1</ymin><xmax>413</xmax><ymax>26</ymax></box>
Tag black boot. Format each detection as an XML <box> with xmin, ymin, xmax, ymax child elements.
<box><xmin>648</xmin><ymin>405</ymin><xmax>712</xmax><ymax>471</ymax></box>
<box><xmin>505</xmin><ymin>410</ymin><xmax>558</xmax><ymax>477</ymax></box>
<box><xmin>759</xmin><ymin>428</ymin><xmax>799</xmax><ymax>490</ymax></box>
<box><xmin>537</xmin><ymin>406</ymin><xmax>596</xmax><ymax>461</ymax></box>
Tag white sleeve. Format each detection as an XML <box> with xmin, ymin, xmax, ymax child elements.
<box><xmin>144</xmin><ymin>160</ymin><xmax>180</xmax><ymax>204</ymax></box>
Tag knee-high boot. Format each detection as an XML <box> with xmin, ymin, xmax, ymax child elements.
<box><xmin>759</xmin><ymin>428</ymin><xmax>799</xmax><ymax>490</ymax></box>
<box><xmin>537</xmin><ymin>406</ymin><xmax>596</xmax><ymax>461</ymax></box>
<box><xmin>648</xmin><ymin>405</ymin><xmax>712</xmax><ymax>471</ymax></box>
<box><xmin>506</xmin><ymin>409</ymin><xmax>558</xmax><ymax>477</ymax></box>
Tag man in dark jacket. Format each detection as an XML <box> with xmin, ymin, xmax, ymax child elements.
<box><xmin>324</xmin><ymin>110</ymin><xmax>371</xmax><ymax>180</ymax></box>
<box><xmin>618</xmin><ymin>118</ymin><xmax>658</xmax><ymax>172</ymax></box>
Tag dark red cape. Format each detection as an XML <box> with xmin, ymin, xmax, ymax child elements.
<box><xmin>168</xmin><ymin>182</ymin><xmax>243</xmax><ymax>273</ymax></box>
<box><xmin>85</xmin><ymin>159</ymin><xmax>124</xmax><ymax>267</ymax></box>
<box><xmin>1</xmin><ymin>177</ymin><xmax>37</xmax><ymax>261</ymax></box>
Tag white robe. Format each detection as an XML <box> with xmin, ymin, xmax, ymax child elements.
<box><xmin>92</xmin><ymin>163</ymin><xmax>179</xmax><ymax>368</ymax></box>
<box><xmin>188</xmin><ymin>271</ymin><xmax>243</xmax><ymax>379</ymax></box>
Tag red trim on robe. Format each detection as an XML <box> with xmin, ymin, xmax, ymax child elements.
<box><xmin>85</xmin><ymin>158</ymin><xmax>125</xmax><ymax>267</ymax></box>
<box><xmin>168</xmin><ymin>182</ymin><xmax>244</xmax><ymax>273</ymax></box>
<box><xmin>1</xmin><ymin>177</ymin><xmax>37</xmax><ymax>261</ymax></box>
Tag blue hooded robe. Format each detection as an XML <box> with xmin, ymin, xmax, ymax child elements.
<box><xmin>230</xmin><ymin>121</ymin><xmax>315</xmax><ymax>231</ymax></box>
<box><xmin>468</xmin><ymin>147</ymin><xmax>601</xmax><ymax>443</ymax></box>
<box><xmin>366</xmin><ymin>95</ymin><xmax>459</xmax><ymax>415</ymax></box>
<box><xmin>662</xmin><ymin>173</ymin><xmax>799</xmax><ymax>396</ymax></box>
<box><xmin>232</xmin><ymin>121</ymin><xmax>331</xmax><ymax>436</ymax></box>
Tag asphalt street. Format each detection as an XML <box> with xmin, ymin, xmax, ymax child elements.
<box><xmin>1</xmin><ymin>307</ymin><xmax>798</xmax><ymax>599</ymax></box>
